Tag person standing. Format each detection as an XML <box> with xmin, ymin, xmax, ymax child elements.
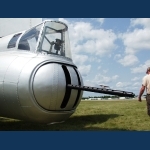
<box><xmin>138</xmin><ymin>67</ymin><xmax>150</xmax><ymax>116</ymax></box>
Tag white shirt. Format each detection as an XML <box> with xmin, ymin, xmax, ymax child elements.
<box><xmin>142</xmin><ymin>74</ymin><xmax>150</xmax><ymax>94</ymax></box>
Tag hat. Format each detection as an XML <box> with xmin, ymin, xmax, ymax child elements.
<box><xmin>146</xmin><ymin>67</ymin><xmax>150</xmax><ymax>73</ymax></box>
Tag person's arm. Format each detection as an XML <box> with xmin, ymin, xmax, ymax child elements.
<box><xmin>138</xmin><ymin>85</ymin><xmax>145</xmax><ymax>102</ymax></box>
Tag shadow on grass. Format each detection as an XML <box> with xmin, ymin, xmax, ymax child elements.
<box><xmin>0</xmin><ymin>114</ymin><xmax>130</xmax><ymax>131</ymax></box>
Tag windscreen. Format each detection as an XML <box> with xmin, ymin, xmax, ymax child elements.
<box><xmin>39</xmin><ymin>21</ymin><xmax>72</xmax><ymax>59</ymax></box>
<box><xmin>18</xmin><ymin>24</ymin><xmax>42</xmax><ymax>52</ymax></box>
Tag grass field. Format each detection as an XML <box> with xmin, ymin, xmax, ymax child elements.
<box><xmin>0</xmin><ymin>99</ymin><xmax>150</xmax><ymax>131</ymax></box>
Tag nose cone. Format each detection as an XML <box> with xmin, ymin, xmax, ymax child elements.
<box><xmin>33</xmin><ymin>63</ymin><xmax>66</xmax><ymax>111</ymax></box>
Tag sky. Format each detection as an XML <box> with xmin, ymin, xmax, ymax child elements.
<box><xmin>43</xmin><ymin>18</ymin><xmax>150</xmax><ymax>97</ymax></box>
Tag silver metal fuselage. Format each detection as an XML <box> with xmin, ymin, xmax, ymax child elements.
<box><xmin>0</xmin><ymin>20</ymin><xmax>83</xmax><ymax>123</ymax></box>
<box><xmin>0</xmin><ymin>50</ymin><xmax>83</xmax><ymax>123</ymax></box>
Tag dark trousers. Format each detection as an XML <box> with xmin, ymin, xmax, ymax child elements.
<box><xmin>146</xmin><ymin>95</ymin><xmax>150</xmax><ymax>116</ymax></box>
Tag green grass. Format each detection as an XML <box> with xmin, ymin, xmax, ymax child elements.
<box><xmin>0</xmin><ymin>99</ymin><xmax>150</xmax><ymax>131</ymax></box>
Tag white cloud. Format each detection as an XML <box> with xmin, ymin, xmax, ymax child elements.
<box><xmin>120</xmin><ymin>18</ymin><xmax>150</xmax><ymax>54</ymax></box>
<box><xmin>103</xmin><ymin>69</ymin><xmax>108</xmax><ymax>74</ymax></box>
<box><xmin>83</xmin><ymin>73</ymin><xmax>119</xmax><ymax>88</ymax></box>
<box><xmin>116</xmin><ymin>82</ymin><xmax>131</xmax><ymax>88</ymax></box>
<box><xmin>89</xmin><ymin>56</ymin><xmax>101</xmax><ymax>63</ymax></box>
<box><xmin>118</xmin><ymin>54</ymin><xmax>139</xmax><ymax>66</ymax></box>
<box><xmin>108</xmin><ymin>54</ymin><xmax>112</xmax><ymax>58</ymax></box>
<box><xmin>78</xmin><ymin>65</ymin><xmax>91</xmax><ymax>76</ymax></box>
<box><xmin>97</xmin><ymin>66</ymin><xmax>101</xmax><ymax>70</ymax></box>
<box><xmin>65</xmin><ymin>20</ymin><xmax>117</xmax><ymax>56</ymax></box>
<box><xmin>116</xmin><ymin>82</ymin><xmax>123</xmax><ymax>88</ymax></box>
<box><xmin>133</xmin><ymin>82</ymin><xmax>141</xmax><ymax>86</ymax></box>
<box><xmin>94</xmin><ymin>73</ymin><xmax>119</xmax><ymax>84</ymax></box>
<box><xmin>112</xmin><ymin>75</ymin><xmax>119</xmax><ymax>80</ymax></box>
<box><xmin>122</xmin><ymin>29</ymin><xmax>150</xmax><ymax>54</ymax></box>
<box><xmin>131</xmin><ymin>77</ymin><xmax>140</xmax><ymax>81</ymax></box>
<box><xmin>72</xmin><ymin>54</ymin><xmax>88</xmax><ymax>65</ymax></box>
<box><xmin>131</xmin><ymin>60</ymin><xmax>150</xmax><ymax>73</ymax></box>
<box><xmin>81</xmin><ymin>33</ymin><xmax>117</xmax><ymax>56</ymax></box>
<box><xmin>92</xmin><ymin>18</ymin><xmax>105</xmax><ymax>25</ymax></box>
<box><xmin>83</xmin><ymin>79</ymin><xmax>97</xmax><ymax>87</ymax></box>
<box><xmin>58</xmin><ymin>18</ymin><xmax>70</xmax><ymax>25</ymax></box>
<box><xmin>130</xmin><ymin>18</ymin><xmax>150</xmax><ymax>29</ymax></box>
<box><xmin>94</xmin><ymin>74</ymin><xmax>111</xmax><ymax>83</ymax></box>
<box><xmin>115</xmin><ymin>80</ymin><xmax>141</xmax><ymax>92</ymax></box>
<box><xmin>114</xmin><ymin>54</ymin><xmax>121</xmax><ymax>60</ymax></box>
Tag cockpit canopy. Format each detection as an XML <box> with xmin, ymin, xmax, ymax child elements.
<box><xmin>17</xmin><ymin>20</ymin><xmax>72</xmax><ymax>59</ymax></box>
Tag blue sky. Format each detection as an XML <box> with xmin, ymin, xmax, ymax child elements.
<box><xmin>43</xmin><ymin>18</ymin><xmax>150</xmax><ymax>97</ymax></box>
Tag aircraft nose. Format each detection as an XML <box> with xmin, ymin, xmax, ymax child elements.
<box><xmin>32</xmin><ymin>63</ymin><xmax>82</xmax><ymax>111</ymax></box>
